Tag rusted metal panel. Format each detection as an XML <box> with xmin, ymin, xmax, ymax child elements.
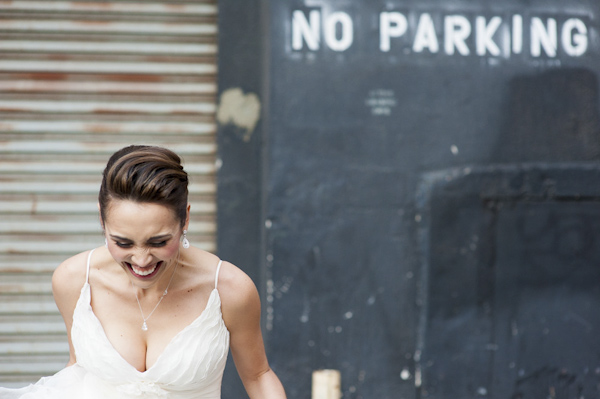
<box><xmin>0</xmin><ymin>21</ymin><xmax>217</xmax><ymax>35</ymax></box>
<box><xmin>0</xmin><ymin>141</ymin><xmax>216</xmax><ymax>154</ymax></box>
<box><xmin>0</xmin><ymin>41</ymin><xmax>217</xmax><ymax>55</ymax></box>
<box><xmin>0</xmin><ymin>81</ymin><xmax>216</xmax><ymax>93</ymax></box>
<box><xmin>0</xmin><ymin>121</ymin><xmax>216</xmax><ymax>134</ymax></box>
<box><xmin>0</xmin><ymin>0</ymin><xmax>219</xmax><ymax>386</ymax></box>
<box><xmin>0</xmin><ymin>339</ymin><xmax>69</xmax><ymax>354</ymax></box>
<box><xmin>0</xmin><ymin>2</ymin><xmax>217</xmax><ymax>14</ymax></box>
<box><xmin>0</xmin><ymin>199</ymin><xmax>215</xmax><ymax>214</ymax></box>
<box><xmin>0</xmin><ymin>61</ymin><xmax>217</xmax><ymax>74</ymax></box>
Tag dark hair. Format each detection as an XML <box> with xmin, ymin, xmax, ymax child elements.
<box><xmin>99</xmin><ymin>145</ymin><xmax>189</xmax><ymax>227</ymax></box>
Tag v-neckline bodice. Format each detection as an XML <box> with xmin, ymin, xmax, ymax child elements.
<box><xmin>77</xmin><ymin>282</ymin><xmax>221</xmax><ymax>375</ymax></box>
<box><xmin>70</xmin><ymin>249</ymin><xmax>230</xmax><ymax>398</ymax></box>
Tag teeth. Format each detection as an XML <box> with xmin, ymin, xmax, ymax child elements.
<box><xmin>131</xmin><ymin>263</ymin><xmax>158</xmax><ymax>276</ymax></box>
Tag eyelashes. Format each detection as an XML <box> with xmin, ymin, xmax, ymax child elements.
<box><xmin>114</xmin><ymin>241</ymin><xmax>168</xmax><ymax>249</ymax></box>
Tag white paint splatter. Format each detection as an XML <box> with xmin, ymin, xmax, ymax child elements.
<box><xmin>400</xmin><ymin>367</ymin><xmax>411</xmax><ymax>380</ymax></box>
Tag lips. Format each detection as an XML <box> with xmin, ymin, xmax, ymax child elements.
<box><xmin>126</xmin><ymin>261</ymin><xmax>163</xmax><ymax>279</ymax></box>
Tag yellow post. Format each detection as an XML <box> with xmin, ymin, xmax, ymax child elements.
<box><xmin>312</xmin><ymin>369</ymin><xmax>341</xmax><ymax>399</ymax></box>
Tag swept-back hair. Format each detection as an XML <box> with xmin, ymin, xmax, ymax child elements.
<box><xmin>99</xmin><ymin>145</ymin><xmax>189</xmax><ymax>227</ymax></box>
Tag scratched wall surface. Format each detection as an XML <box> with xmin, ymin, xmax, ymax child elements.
<box><xmin>217</xmin><ymin>1</ymin><xmax>600</xmax><ymax>398</ymax></box>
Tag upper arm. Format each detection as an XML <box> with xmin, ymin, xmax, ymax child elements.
<box><xmin>52</xmin><ymin>251</ymin><xmax>88</xmax><ymax>366</ymax></box>
<box><xmin>220</xmin><ymin>263</ymin><xmax>270</xmax><ymax>383</ymax></box>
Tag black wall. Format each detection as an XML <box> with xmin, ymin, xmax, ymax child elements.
<box><xmin>217</xmin><ymin>1</ymin><xmax>600</xmax><ymax>398</ymax></box>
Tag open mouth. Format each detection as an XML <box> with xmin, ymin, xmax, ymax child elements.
<box><xmin>126</xmin><ymin>261</ymin><xmax>163</xmax><ymax>279</ymax></box>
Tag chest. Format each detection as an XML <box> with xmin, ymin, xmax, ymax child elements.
<box><xmin>88</xmin><ymin>286</ymin><xmax>214</xmax><ymax>372</ymax></box>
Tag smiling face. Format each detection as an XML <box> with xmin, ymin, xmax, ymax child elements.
<box><xmin>102</xmin><ymin>199</ymin><xmax>188</xmax><ymax>289</ymax></box>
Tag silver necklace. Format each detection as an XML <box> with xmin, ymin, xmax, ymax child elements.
<box><xmin>132</xmin><ymin>256</ymin><xmax>178</xmax><ymax>331</ymax></box>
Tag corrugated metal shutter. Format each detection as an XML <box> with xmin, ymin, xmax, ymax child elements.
<box><xmin>0</xmin><ymin>1</ymin><xmax>218</xmax><ymax>387</ymax></box>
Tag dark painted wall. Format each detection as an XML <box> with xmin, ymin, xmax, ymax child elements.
<box><xmin>217</xmin><ymin>1</ymin><xmax>600</xmax><ymax>398</ymax></box>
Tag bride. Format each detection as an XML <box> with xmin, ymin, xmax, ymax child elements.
<box><xmin>0</xmin><ymin>145</ymin><xmax>286</xmax><ymax>399</ymax></box>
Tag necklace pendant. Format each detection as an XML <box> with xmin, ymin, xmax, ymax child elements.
<box><xmin>142</xmin><ymin>321</ymin><xmax>148</xmax><ymax>331</ymax></box>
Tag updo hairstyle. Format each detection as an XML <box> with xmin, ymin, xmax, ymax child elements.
<box><xmin>99</xmin><ymin>145</ymin><xmax>189</xmax><ymax>228</ymax></box>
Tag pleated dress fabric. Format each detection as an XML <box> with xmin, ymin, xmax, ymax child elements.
<box><xmin>0</xmin><ymin>250</ymin><xmax>230</xmax><ymax>399</ymax></box>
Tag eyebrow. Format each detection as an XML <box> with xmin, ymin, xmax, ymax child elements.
<box><xmin>109</xmin><ymin>234</ymin><xmax>173</xmax><ymax>242</ymax></box>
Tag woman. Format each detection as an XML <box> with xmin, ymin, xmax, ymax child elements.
<box><xmin>0</xmin><ymin>145</ymin><xmax>286</xmax><ymax>399</ymax></box>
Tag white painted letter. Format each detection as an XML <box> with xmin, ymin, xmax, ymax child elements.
<box><xmin>476</xmin><ymin>16</ymin><xmax>502</xmax><ymax>56</ymax></box>
<box><xmin>531</xmin><ymin>17</ymin><xmax>557</xmax><ymax>57</ymax></box>
<box><xmin>445</xmin><ymin>15</ymin><xmax>471</xmax><ymax>55</ymax></box>
<box><xmin>413</xmin><ymin>13</ymin><xmax>439</xmax><ymax>53</ymax></box>
<box><xmin>512</xmin><ymin>14</ymin><xmax>523</xmax><ymax>54</ymax></box>
<box><xmin>324</xmin><ymin>12</ymin><xmax>353</xmax><ymax>52</ymax></box>
<box><xmin>562</xmin><ymin>18</ymin><xmax>588</xmax><ymax>57</ymax></box>
<box><xmin>380</xmin><ymin>12</ymin><xmax>408</xmax><ymax>52</ymax></box>
<box><xmin>292</xmin><ymin>10</ymin><xmax>320</xmax><ymax>51</ymax></box>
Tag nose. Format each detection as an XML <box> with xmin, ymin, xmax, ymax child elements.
<box><xmin>131</xmin><ymin>247</ymin><xmax>153</xmax><ymax>267</ymax></box>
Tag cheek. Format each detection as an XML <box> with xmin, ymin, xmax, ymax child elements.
<box><xmin>161</xmin><ymin>240</ymin><xmax>181</xmax><ymax>258</ymax></box>
<box><xmin>106</xmin><ymin>244</ymin><xmax>127</xmax><ymax>261</ymax></box>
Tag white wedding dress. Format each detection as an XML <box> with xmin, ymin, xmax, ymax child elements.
<box><xmin>0</xmin><ymin>250</ymin><xmax>230</xmax><ymax>399</ymax></box>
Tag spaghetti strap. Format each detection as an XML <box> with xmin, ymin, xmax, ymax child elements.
<box><xmin>85</xmin><ymin>249</ymin><xmax>95</xmax><ymax>284</ymax></box>
<box><xmin>214</xmin><ymin>260</ymin><xmax>223</xmax><ymax>290</ymax></box>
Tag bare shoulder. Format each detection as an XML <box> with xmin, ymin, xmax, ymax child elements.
<box><xmin>52</xmin><ymin>249</ymin><xmax>94</xmax><ymax>305</ymax></box>
<box><xmin>216</xmin><ymin>261</ymin><xmax>261</xmax><ymax>325</ymax></box>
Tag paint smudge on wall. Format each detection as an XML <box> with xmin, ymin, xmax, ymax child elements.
<box><xmin>217</xmin><ymin>87</ymin><xmax>261</xmax><ymax>141</ymax></box>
